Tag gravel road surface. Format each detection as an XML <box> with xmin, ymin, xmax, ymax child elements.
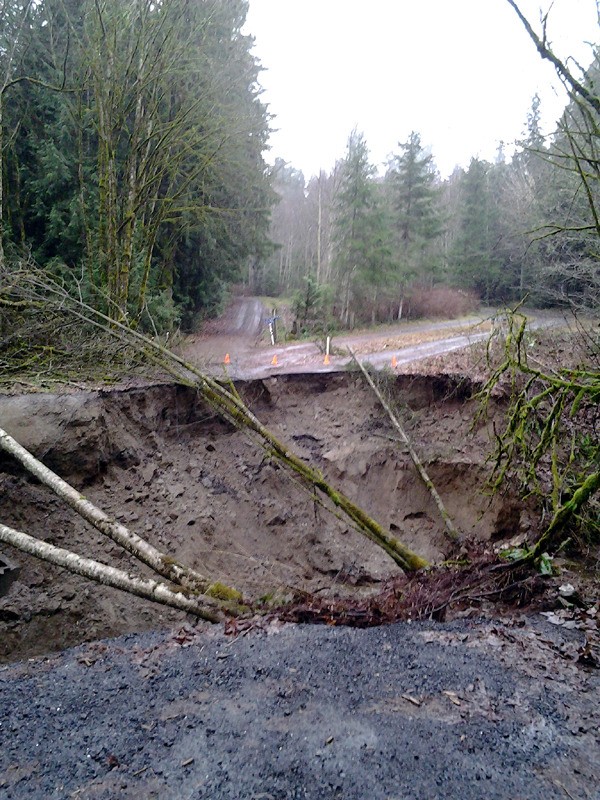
<box><xmin>1</xmin><ymin>617</ymin><xmax>598</xmax><ymax>800</ymax></box>
<box><xmin>183</xmin><ymin>298</ymin><xmax>567</xmax><ymax>379</ymax></box>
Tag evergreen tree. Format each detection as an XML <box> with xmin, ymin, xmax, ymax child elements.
<box><xmin>1</xmin><ymin>0</ymin><xmax>274</xmax><ymax>330</ymax></box>
<box><xmin>535</xmin><ymin>62</ymin><xmax>600</xmax><ymax>311</ymax></box>
<box><xmin>332</xmin><ymin>130</ymin><xmax>393</xmax><ymax>326</ymax></box>
<box><xmin>386</xmin><ymin>132</ymin><xmax>442</xmax><ymax>252</ymax></box>
<box><xmin>449</xmin><ymin>158</ymin><xmax>504</xmax><ymax>304</ymax></box>
<box><xmin>384</xmin><ymin>131</ymin><xmax>443</xmax><ymax>313</ymax></box>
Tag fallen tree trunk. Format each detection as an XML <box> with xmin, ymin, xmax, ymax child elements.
<box><xmin>181</xmin><ymin>371</ymin><xmax>430</xmax><ymax>572</ymax></box>
<box><xmin>350</xmin><ymin>351</ymin><xmax>460</xmax><ymax>543</ymax></box>
<box><xmin>0</xmin><ymin>426</ymin><xmax>217</xmax><ymax>595</ymax></box>
<box><xmin>530</xmin><ymin>470</ymin><xmax>600</xmax><ymax>560</ymax></box>
<box><xmin>0</xmin><ymin>522</ymin><xmax>223</xmax><ymax>621</ymax></box>
<box><xmin>1</xmin><ymin>268</ymin><xmax>430</xmax><ymax>573</ymax></box>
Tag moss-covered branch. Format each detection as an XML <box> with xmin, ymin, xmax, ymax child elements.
<box><xmin>479</xmin><ymin>309</ymin><xmax>599</xmax><ymax>553</ymax></box>
<box><xmin>531</xmin><ymin>470</ymin><xmax>600</xmax><ymax>558</ymax></box>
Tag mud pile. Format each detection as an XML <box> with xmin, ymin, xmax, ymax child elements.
<box><xmin>0</xmin><ymin>373</ymin><xmax>532</xmax><ymax>662</ymax></box>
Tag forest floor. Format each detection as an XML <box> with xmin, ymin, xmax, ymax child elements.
<box><xmin>0</xmin><ymin>300</ymin><xmax>598</xmax><ymax>798</ymax></box>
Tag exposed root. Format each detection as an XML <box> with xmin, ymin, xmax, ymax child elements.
<box><xmin>275</xmin><ymin>545</ymin><xmax>547</xmax><ymax>628</ymax></box>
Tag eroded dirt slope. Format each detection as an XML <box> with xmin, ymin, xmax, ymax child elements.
<box><xmin>0</xmin><ymin>372</ymin><xmax>528</xmax><ymax>663</ymax></box>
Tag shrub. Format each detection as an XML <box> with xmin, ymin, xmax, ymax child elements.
<box><xmin>404</xmin><ymin>285</ymin><xmax>479</xmax><ymax>319</ymax></box>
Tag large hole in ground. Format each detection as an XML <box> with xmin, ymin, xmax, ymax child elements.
<box><xmin>0</xmin><ymin>373</ymin><xmax>534</xmax><ymax>662</ymax></box>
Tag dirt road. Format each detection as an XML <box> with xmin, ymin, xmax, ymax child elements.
<box><xmin>182</xmin><ymin>298</ymin><xmax>557</xmax><ymax>379</ymax></box>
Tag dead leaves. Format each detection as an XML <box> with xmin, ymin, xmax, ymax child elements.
<box><xmin>539</xmin><ymin>604</ymin><xmax>600</xmax><ymax>669</ymax></box>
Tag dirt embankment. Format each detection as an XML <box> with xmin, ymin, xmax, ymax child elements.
<box><xmin>1</xmin><ymin>368</ymin><xmax>599</xmax><ymax>800</ymax></box>
<box><xmin>0</xmin><ymin>371</ymin><xmax>529</xmax><ymax>663</ymax></box>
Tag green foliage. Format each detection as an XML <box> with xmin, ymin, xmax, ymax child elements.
<box><xmin>537</xmin><ymin>552</ymin><xmax>555</xmax><ymax>575</ymax></box>
<box><xmin>480</xmin><ymin>311</ymin><xmax>600</xmax><ymax>553</ymax></box>
<box><xmin>291</xmin><ymin>274</ymin><xmax>335</xmax><ymax>335</ymax></box>
<box><xmin>499</xmin><ymin>546</ymin><xmax>555</xmax><ymax>575</ymax></box>
<box><xmin>385</xmin><ymin>131</ymin><xmax>443</xmax><ymax>284</ymax></box>
<box><xmin>1</xmin><ymin>0</ymin><xmax>273</xmax><ymax>331</ymax></box>
<box><xmin>332</xmin><ymin>130</ymin><xmax>395</xmax><ymax>326</ymax></box>
<box><xmin>448</xmin><ymin>159</ymin><xmax>504</xmax><ymax>303</ymax></box>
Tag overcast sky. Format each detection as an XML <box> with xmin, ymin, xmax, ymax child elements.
<box><xmin>243</xmin><ymin>0</ymin><xmax>598</xmax><ymax>179</ymax></box>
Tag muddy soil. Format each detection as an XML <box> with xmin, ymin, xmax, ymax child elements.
<box><xmin>0</xmin><ymin>372</ymin><xmax>531</xmax><ymax>664</ymax></box>
<box><xmin>1</xmin><ymin>324</ymin><xmax>599</xmax><ymax>799</ymax></box>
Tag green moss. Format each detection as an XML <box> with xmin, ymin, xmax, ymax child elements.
<box><xmin>257</xmin><ymin>591</ymin><xmax>294</xmax><ymax>608</ymax></box>
<box><xmin>206</xmin><ymin>581</ymin><xmax>243</xmax><ymax>602</ymax></box>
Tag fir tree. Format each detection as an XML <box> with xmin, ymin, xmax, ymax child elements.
<box><xmin>332</xmin><ymin>130</ymin><xmax>393</xmax><ymax>326</ymax></box>
<box><xmin>386</xmin><ymin>131</ymin><xmax>442</xmax><ymax>286</ymax></box>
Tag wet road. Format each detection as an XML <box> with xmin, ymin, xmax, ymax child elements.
<box><xmin>182</xmin><ymin>298</ymin><xmax>564</xmax><ymax>379</ymax></box>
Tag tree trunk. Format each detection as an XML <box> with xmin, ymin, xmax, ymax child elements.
<box><xmin>1</xmin><ymin>274</ymin><xmax>432</xmax><ymax>574</ymax></box>
<box><xmin>350</xmin><ymin>349</ymin><xmax>460</xmax><ymax>543</ymax></box>
<box><xmin>0</xmin><ymin>521</ymin><xmax>222</xmax><ymax>621</ymax></box>
<box><xmin>0</xmin><ymin>426</ymin><xmax>215</xmax><ymax>594</ymax></box>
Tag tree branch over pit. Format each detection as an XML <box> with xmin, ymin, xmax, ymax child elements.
<box><xmin>350</xmin><ymin>350</ymin><xmax>460</xmax><ymax>543</ymax></box>
<box><xmin>0</xmin><ymin>265</ymin><xmax>430</xmax><ymax>573</ymax></box>
<box><xmin>0</xmin><ymin>522</ymin><xmax>222</xmax><ymax>622</ymax></box>
<box><xmin>478</xmin><ymin>310</ymin><xmax>600</xmax><ymax>556</ymax></box>
<box><xmin>0</xmin><ymin>426</ymin><xmax>241</xmax><ymax>600</ymax></box>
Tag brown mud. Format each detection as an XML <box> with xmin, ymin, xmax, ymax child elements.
<box><xmin>0</xmin><ymin>371</ymin><xmax>534</xmax><ymax>664</ymax></box>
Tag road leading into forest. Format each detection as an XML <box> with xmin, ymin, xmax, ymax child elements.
<box><xmin>182</xmin><ymin>297</ymin><xmax>560</xmax><ymax>378</ymax></box>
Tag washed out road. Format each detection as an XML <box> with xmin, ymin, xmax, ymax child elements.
<box><xmin>2</xmin><ymin>299</ymin><xmax>594</xmax><ymax>800</ymax></box>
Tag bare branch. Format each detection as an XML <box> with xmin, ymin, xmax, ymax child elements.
<box><xmin>350</xmin><ymin>350</ymin><xmax>460</xmax><ymax>543</ymax></box>
<box><xmin>505</xmin><ymin>0</ymin><xmax>600</xmax><ymax>114</ymax></box>
<box><xmin>0</xmin><ymin>426</ymin><xmax>217</xmax><ymax>596</ymax></box>
<box><xmin>0</xmin><ymin>522</ymin><xmax>222</xmax><ymax>621</ymax></box>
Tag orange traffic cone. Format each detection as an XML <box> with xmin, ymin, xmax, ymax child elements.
<box><xmin>391</xmin><ymin>355</ymin><xmax>398</xmax><ymax>368</ymax></box>
<box><xmin>323</xmin><ymin>353</ymin><xmax>330</xmax><ymax>365</ymax></box>
<box><xmin>224</xmin><ymin>353</ymin><xmax>231</xmax><ymax>365</ymax></box>
<box><xmin>271</xmin><ymin>354</ymin><xmax>278</xmax><ymax>366</ymax></box>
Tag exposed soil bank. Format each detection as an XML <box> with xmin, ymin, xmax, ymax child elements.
<box><xmin>1</xmin><ymin>617</ymin><xmax>599</xmax><ymax>799</ymax></box>
<box><xmin>0</xmin><ymin>373</ymin><xmax>530</xmax><ymax>663</ymax></box>
<box><xmin>1</xmin><ymin>370</ymin><xmax>599</xmax><ymax>800</ymax></box>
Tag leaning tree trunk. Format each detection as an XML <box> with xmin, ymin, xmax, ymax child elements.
<box><xmin>0</xmin><ymin>426</ymin><xmax>218</xmax><ymax>595</ymax></box>
<box><xmin>350</xmin><ymin>350</ymin><xmax>460</xmax><ymax>543</ymax></box>
<box><xmin>0</xmin><ymin>270</ymin><xmax>431</xmax><ymax>573</ymax></box>
<box><xmin>0</xmin><ymin>522</ymin><xmax>223</xmax><ymax>621</ymax></box>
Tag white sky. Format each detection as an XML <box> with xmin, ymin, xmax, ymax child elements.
<box><xmin>243</xmin><ymin>0</ymin><xmax>598</xmax><ymax>179</ymax></box>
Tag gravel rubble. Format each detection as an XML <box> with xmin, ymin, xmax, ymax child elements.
<box><xmin>1</xmin><ymin>617</ymin><xmax>599</xmax><ymax>799</ymax></box>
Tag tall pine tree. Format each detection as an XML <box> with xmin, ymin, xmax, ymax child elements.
<box><xmin>386</xmin><ymin>131</ymin><xmax>442</xmax><ymax>288</ymax></box>
<box><xmin>332</xmin><ymin>130</ymin><xmax>393</xmax><ymax>326</ymax></box>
